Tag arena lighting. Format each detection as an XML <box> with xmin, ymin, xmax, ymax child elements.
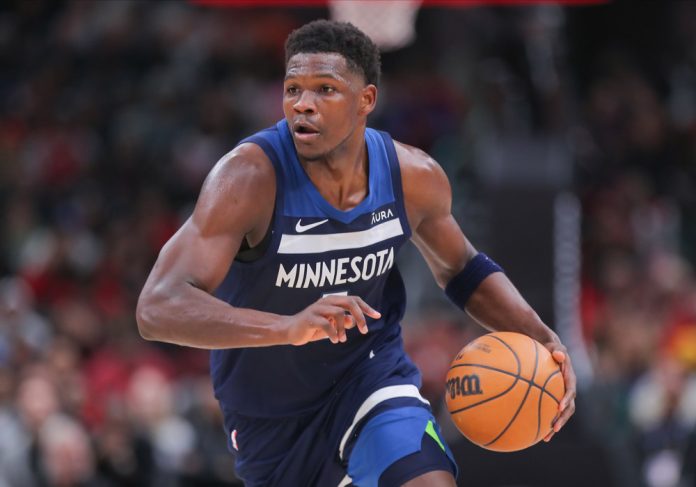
<box><xmin>191</xmin><ymin>0</ymin><xmax>607</xmax><ymax>49</ymax></box>
<box><xmin>192</xmin><ymin>0</ymin><xmax>608</xmax><ymax>7</ymax></box>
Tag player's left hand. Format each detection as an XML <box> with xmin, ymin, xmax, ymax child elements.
<box><xmin>542</xmin><ymin>341</ymin><xmax>576</xmax><ymax>442</ymax></box>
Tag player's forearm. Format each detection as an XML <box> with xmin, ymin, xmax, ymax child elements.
<box><xmin>464</xmin><ymin>272</ymin><xmax>560</xmax><ymax>346</ymax></box>
<box><xmin>136</xmin><ymin>282</ymin><xmax>288</xmax><ymax>349</ymax></box>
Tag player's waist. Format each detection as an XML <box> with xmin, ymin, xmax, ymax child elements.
<box><xmin>211</xmin><ymin>325</ymin><xmax>409</xmax><ymax>417</ymax></box>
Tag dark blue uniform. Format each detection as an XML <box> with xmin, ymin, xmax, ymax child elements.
<box><xmin>211</xmin><ymin>120</ymin><xmax>455</xmax><ymax>486</ymax></box>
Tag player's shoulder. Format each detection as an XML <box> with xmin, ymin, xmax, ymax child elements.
<box><xmin>194</xmin><ymin>141</ymin><xmax>276</xmax><ymax>231</ymax></box>
<box><xmin>199</xmin><ymin>143</ymin><xmax>276</xmax><ymax>214</ymax></box>
<box><xmin>392</xmin><ymin>139</ymin><xmax>450</xmax><ymax>194</ymax></box>
<box><xmin>206</xmin><ymin>142</ymin><xmax>275</xmax><ymax>191</ymax></box>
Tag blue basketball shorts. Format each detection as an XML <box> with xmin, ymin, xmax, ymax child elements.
<box><xmin>345</xmin><ymin>406</ymin><xmax>457</xmax><ymax>487</ymax></box>
<box><xmin>224</xmin><ymin>384</ymin><xmax>457</xmax><ymax>487</ymax></box>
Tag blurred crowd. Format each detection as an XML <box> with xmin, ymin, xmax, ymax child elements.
<box><xmin>1</xmin><ymin>1</ymin><xmax>695</xmax><ymax>487</ymax></box>
<box><xmin>572</xmin><ymin>5</ymin><xmax>696</xmax><ymax>486</ymax></box>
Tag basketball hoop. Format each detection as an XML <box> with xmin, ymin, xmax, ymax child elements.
<box><xmin>328</xmin><ymin>0</ymin><xmax>421</xmax><ymax>51</ymax></box>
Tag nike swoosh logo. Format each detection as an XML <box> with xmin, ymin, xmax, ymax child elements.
<box><xmin>295</xmin><ymin>218</ymin><xmax>329</xmax><ymax>233</ymax></box>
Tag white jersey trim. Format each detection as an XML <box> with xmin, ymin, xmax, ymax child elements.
<box><xmin>278</xmin><ymin>218</ymin><xmax>403</xmax><ymax>255</ymax></box>
<box><xmin>338</xmin><ymin>384</ymin><xmax>430</xmax><ymax>461</ymax></box>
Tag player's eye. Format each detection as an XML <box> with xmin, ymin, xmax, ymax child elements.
<box><xmin>285</xmin><ymin>86</ymin><xmax>299</xmax><ymax>95</ymax></box>
<box><xmin>320</xmin><ymin>85</ymin><xmax>336</xmax><ymax>94</ymax></box>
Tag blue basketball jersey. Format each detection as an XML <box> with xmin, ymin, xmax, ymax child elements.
<box><xmin>210</xmin><ymin>119</ymin><xmax>419</xmax><ymax>419</ymax></box>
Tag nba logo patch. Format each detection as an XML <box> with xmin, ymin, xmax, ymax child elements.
<box><xmin>231</xmin><ymin>429</ymin><xmax>239</xmax><ymax>451</ymax></box>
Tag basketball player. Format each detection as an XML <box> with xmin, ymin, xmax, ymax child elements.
<box><xmin>136</xmin><ymin>20</ymin><xmax>576</xmax><ymax>487</ymax></box>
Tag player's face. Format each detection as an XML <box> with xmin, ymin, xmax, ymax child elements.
<box><xmin>283</xmin><ymin>53</ymin><xmax>375</xmax><ymax>161</ymax></box>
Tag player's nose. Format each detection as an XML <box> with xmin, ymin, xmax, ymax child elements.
<box><xmin>293</xmin><ymin>90</ymin><xmax>316</xmax><ymax>113</ymax></box>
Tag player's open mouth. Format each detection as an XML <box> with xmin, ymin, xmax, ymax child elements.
<box><xmin>293</xmin><ymin>122</ymin><xmax>320</xmax><ymax>142</ymax></box>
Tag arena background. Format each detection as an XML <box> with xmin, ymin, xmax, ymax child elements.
<box><xmin>1</xmin><ymin>1</ymin><xmax>695</xmax><ymax>486</ymax></box>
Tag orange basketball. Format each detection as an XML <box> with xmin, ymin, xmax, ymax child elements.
<box><xmin>445</xmin><ymin>331</ymin><xmax>565</xmax><ymax>452</ymax></box>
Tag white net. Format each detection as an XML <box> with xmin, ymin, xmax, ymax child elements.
<box><xmin>328</xmin><ymin>0</ymin><xmax>421</xmax><ymax>51</ymax></box>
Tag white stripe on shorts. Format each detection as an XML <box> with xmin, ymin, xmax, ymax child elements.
<box><xmin>337</xmin><ymin>474</ymin><xmax>352</xmax><ymax>487</ymax></box>
<box><xmin>338</xmin><ymin>384</ymin><xmax>430</xmax><ymax>461</ymax></box>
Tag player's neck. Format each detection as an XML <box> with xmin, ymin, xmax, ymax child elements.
<box><xmin>301</xmin><ymin>131</ymin><xmax>369</xmax><ymax>211</ymax></box>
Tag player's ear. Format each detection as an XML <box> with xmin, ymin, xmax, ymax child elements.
<box><xmin>358</xmin><ymin>85</ymin><xmax>377</xmax><ymax>116</ymax></box>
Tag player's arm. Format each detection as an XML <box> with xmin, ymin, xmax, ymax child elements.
<box><xmin>397</xmin><ymin>141</ymin><xmax>576</xmax><ymax>439</ymax></box>
<box><xmin>136</xmin><ymin>145</ymin><xmax>377</xmax><ymax>349</ymax></box>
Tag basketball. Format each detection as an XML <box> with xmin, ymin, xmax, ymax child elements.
<box><xmin>445</xmin><ymin>332</ymin><xmax>565</xmax><ymax>452</ymax></box>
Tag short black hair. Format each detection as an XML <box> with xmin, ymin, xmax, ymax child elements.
<box><xmin>285</xmin><ymin>19</ymin><xmax>381</xmax><ymax>87</ymax></box>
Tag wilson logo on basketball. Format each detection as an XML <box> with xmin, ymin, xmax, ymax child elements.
<box><xmin>473</xmin><ymin>343</ymin><xmax>492</xmax><ymax>354</ymax></box>
<box><xmin>446</xmin><ymin>374</ymin><xmax>483</xmax><ymax>399</ymax></box>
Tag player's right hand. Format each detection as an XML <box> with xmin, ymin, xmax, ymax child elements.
<box><xmin>282</xmin><ymin>295</ymin><xmax>381</xmax><ymax>346</ymax></box>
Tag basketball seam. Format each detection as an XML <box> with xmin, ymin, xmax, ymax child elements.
<box><xmin>483</xmin><ymin>335</ymin><xmax>538</xmax><ymax>448</ymax></box>
<box><xmin>447</xmin><ymin>335</ymin><xmax>522</xmax><ymax>415</ymax></box>
<box><xmin>536</xmin><ymin>368</ymin><xmax>562</xmax><ymax>441</ymax></box>
<box><xmin>448</xmin><ymin>363</ymin><xmax>561</xmax><ymax>404</ymax></box>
